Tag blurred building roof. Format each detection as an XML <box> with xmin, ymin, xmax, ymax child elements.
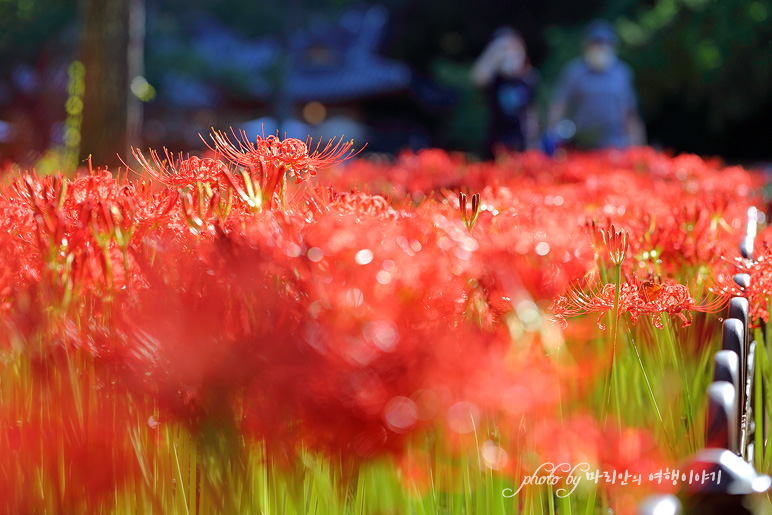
<box><xmin>164</xmin><ymin>5</ymin><xmax>410</xmax><ymax>108</ymax></box>
<box><xmin>285</xmin><ymin>5</ymin><xmax>411</xmax><ymax>102</ymax></box>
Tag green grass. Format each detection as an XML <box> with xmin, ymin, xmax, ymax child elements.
<box><xmin>6</xmin><ymin>303</ymin><xmax>768</xmax><ymax>514</ymax></box>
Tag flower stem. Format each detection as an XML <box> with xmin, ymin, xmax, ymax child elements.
<box><xmin>601</xmin><ymin>263</ymin><xmax>622</xmax><ymax>431</ymax></box>
<box><xmin>662</xmin><ymin>316</ymin><xmax>695</xmax><ymax>454</ymax></box>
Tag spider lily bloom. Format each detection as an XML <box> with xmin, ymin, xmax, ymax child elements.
<box><xmin>641</xmin><ymin>281</ymin><xmax>726</xmax><ymax>328</ymax></box>
<box><xmin>208</xmin><ymin>130</ymin><xmax>359</xmax><ymax>183</ymax></box>
<box><xmin>551</xmin><ymin>279</ymin><xmax>725</xmax><ymax>330</ymax></box>
<box><xmin>132</xmin><ymin>148</ymin><xmax>229</xmax><ymax>188</ymax></box>
<box><xmin>12</xmin><ymin>171</ymin><xmax>178</xmax><ymax>295</ymax></box>
<box><xmin>603</xmin><ymin>224</ymin><xmax>628</xmax><ymax>266</ymax></box>
<box><xmin>623</xmin><ymin>195</ymin><xmax>750</xmax><ymax>277</ymax></box>
<box><xmin>304</xmin><ymin>187</ymin><xmax>398</xmax><ymax>220</ymax></box>
<box><xmin>585</xmin><ymin>219</ymin><xmax>625</xmax><ymax>252</ymax></box>
<box><xmin>457</xmin><ymin>191</ymin><xmax>481</xmax><ymax>231</ymax></box>
<box><xmin>712</xmin><ymin>241</ymin><xmax>772</xmax><ymax>324</ymax></box>
<box><xmin>205</xmin><ymin>130</ymin><xmax>359</xmax><ymax>211</ymax></box>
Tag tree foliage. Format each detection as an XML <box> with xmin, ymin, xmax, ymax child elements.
<box><xmin>542</xmin><ymin>0</ymin><xmax>772</xmax><ymax>158</ymax></box>
<box><xmin>2</xmin><ymin>0</ymin><xmax>772</xmax><ymax>160</ymax></box>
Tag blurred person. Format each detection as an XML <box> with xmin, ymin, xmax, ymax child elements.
<box><xmin>472</xmin><ymin>27</ymin><xmax>539</xmax><ymax>158</ymax></box>
<box><xmin>547</xmin><ymin>19</ymin><xmax>645</xmax><ymax>150</ymax></box>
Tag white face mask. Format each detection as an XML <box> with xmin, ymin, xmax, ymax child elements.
<box><xmin>584</xmin><ymin>45</ymin><xmax>616</xmax><ymax>71</ymax></box>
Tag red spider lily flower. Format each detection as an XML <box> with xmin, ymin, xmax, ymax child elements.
<box><xmin>208</xmin><ymin>129</ymin><xmax>360</xmax><ymax>184</ymax></box>
<box><xmin>201</xmin><ymin>129</ymin><xmax>361</xmax><ymax>213</ymax></box>
<box><xmin>584</xmin><ymin>219</ymin><xmax>630</xmax><ymax>267</ymax></box>
<box><xmin>457</xmin><ymin>191</ymin><xmax>481</xmax><ymax>230</ymax></box>
<box><xmin>712</xmin><ymin>240</ymin><xmax>772</xmax><ymax>324</ymax></box>
<box><xmin>621</xmin><ymin>194</ymin><xmax>749</xmax><ymax>278</ymax></box>
<box><xmin>552</xmin><ymin>279</ymin><xmax>725</xmax><ymax>329</ymax></box>
<box><xmin>11</xmin><ymin>170</ymin><xmax>177</xmax><ymax>296</ymax></box>
<box><xmin>133</xmin><ymin>148</ymin><xmax>229</xmax><ymax>188</ymax></box>
<box><xmin>304</xmin><ymin>186</ymin><xmax>399</xmax><ymax>220</ymax></box>
<box><xmin>603</xmin><ymin>223</ymin><xmax>628</xmax><ymax>265</ymax></box>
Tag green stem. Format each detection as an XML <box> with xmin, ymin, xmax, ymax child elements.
<box><xmin>279</xmin><ymin>169</ymin><xmax>287</xmax><ymax>211</ymax></box>
<box><xmin>766</xmin><ymin>300</ymin><xmax>771</xmax><ymax>356</ymax></box>
<box><xmin>630</xmin><ymin>333</ymin><xmax>676</xmax><ymax>456</ymax></box>
<box><xmin>755</xmin><ymin>340</ymin><xmax>763</xmax><ymax>469</ymax></box>
<box><xmin>548</xmin><ymin>483</ymin><xmax>555</xmax><ymax>515</ymax></box>
<box><xmin>663</xmin><ymin>316</ymin><xmax>695</xmax><ymax>453</ymax></box>
<box><xmin>757</xmin><ymin>325</ymin><xmax>772</xmax><ymax>472</ymax></box>
<box><xmin>613</xmin><ymin>352</ymin><xmax>622</xmax><ymax>434</ymax></box>
<box><xmin>601</xmin><ymin>263</ymin><xmax>622</xmax><ymax>430</ymax></box>
<box><xmin>584</xmin><ymin>485</ymin><xmax>597</xmax><ymax>515</ymax></box>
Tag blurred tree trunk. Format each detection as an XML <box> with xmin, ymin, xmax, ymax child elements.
<box><xmin>126</xmin><ymin>0</ymin><xmax>145</xmax><ymax>156</ymax></box>
<box><xmin>79</xmin><ymin>0</ymin><xmax>144</xmax><ymax>167</ymax></box>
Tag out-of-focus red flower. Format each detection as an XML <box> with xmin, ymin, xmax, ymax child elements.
<box><xmin>397</xmin><ymin>449</ymin><xmax>432</xmax><ymax>496</ymax></box>
<box><xmin>0</xmin><ymin>375</ymin><xmax>140</xmax><ymax>513</ymax></box>
<box><xmin>305</xmin><ymin>186</ymin><xmax>398</xmax><ymax>220</ymax></box>
<box><xmin>512</xmin><ymin>413</ymin><xmax>671</xmax><ymax>515</ymax></box>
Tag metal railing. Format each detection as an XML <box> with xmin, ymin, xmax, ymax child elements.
<box><xmin>641</xmin><ymin>207</ymin><xmax>772</xmax><ymax>514</ymax></box>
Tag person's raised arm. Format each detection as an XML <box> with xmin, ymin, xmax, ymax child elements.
<box><xmin>471</xmin><ymin>37</ymin><xmax>507</xmax><ymax>87</ymax></box>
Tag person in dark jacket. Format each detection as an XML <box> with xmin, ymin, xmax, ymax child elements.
<box><xmin>472</xmin><ymin>27</ymin><xmax>540</xmax><ymax>158</ymax></box>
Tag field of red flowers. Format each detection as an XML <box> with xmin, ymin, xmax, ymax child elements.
<box><xmin>1</xmin><ymin>132</ymin><xmax>770</xmax><ymax>514</ymax></box>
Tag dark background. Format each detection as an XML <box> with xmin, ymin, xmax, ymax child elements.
<box><xmin>1</xmin><ymin>0</ymin><xmax>771</xmax><ymax>170</ymax></box>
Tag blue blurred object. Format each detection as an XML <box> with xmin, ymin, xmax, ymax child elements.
<box><xmin>541</xmin><ymin>132</ymin><xmax>558</xmax><ymax>156</ymax></box>
<box><xmin>541</xmin><ymin>119</ymin><xmax>576</xmax><ymax>156</ymax></box>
